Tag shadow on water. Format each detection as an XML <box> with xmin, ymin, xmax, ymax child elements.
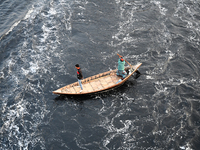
<box><xmin>54</xmin><ymin>73</ymin><xmax>142</xmax><ymax>102</ymax></box>
<box><xmin>54</xmin><ymin>94</ymin><xmax>94</xmax><ymax>101</ymax></box>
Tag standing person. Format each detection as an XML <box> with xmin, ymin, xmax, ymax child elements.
<box><xmin>116</xmin><ymin>55</ymin><xmax>127</xmax><ymax>83</ymax></box>
<box><xmin>75</xmin><ymin>64</ymin><xmax>83</xmax><ymax>92</ymax></box>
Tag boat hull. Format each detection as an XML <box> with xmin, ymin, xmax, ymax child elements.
<box><xmin>53</xmin><ymin>63</ymin><xmax>142</xmax><ymax>95</ymax></box>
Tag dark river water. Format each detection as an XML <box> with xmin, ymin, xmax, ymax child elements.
<box><xmin>1</xmin><ymin>0</ymin><xmax>200</xmax><ymax>149</ymax></box>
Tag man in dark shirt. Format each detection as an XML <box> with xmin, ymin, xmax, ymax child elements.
<box><xmin>75</xmin><ymin>64</ymin><xmax>83</xmax><ymax>92</ymax></box>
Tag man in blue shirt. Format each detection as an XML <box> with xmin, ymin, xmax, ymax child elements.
<box><xmin>117</xmin><ymin>55</ymin><xmax>127</xmax><ymax>81</ymax></box>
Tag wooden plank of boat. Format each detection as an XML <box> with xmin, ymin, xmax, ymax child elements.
<box><xmin>53</xmin><ymin>63</ymin><xmax>142</xmax><ymax>95</ymax></box>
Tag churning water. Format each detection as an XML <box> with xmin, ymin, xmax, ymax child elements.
<box><xmin>0</xmin><ymin>0</ymin><xmax>200</xmax><ymax>149</ymax></box>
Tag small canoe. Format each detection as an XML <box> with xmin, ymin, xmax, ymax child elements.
<box><xmin>53</xmin><ymin>63</ymin><xmax>142</xmax><ymax>95</ymax></box>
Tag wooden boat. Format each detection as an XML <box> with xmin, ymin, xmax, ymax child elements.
<box><xmin>53</xmin><ymin>63</ymin><xmax>142</xmax><ymax>95</ymax></box>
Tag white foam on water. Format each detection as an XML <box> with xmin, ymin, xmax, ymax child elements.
<box><xmin>96</xmin><ymin>95</ymin><xmax>141</xmax><ymax>149</ymax></box>
<box><xmin>0</xmin><ymin>0</ymin><xmax>73</xmax><ymax>149</ymax></box>
<box><xmin>24</xmin><ymin>9</ymin><xmax>34</xmax><ymax>20</ymax></box>
<box><xmin>115</xmin><ymin>0</ymin><xmax>120</xmax><ymax>4</ymax></box>
<box><xmin>146</xmin><ymin>75</ymin><xmax>154</xmax><ymax>80</ymax></box>
<box><xmin>151</xmin><ymin>0</ymin><xmax>167</xmax><ymax>16</ymax></box>
<box><xmin>180</xmin><ymin>143</ymin><xmax>193</xmax><ymax>150</ymax></box>
<box><xmin>5</xmin><ymin>20</ymin><xmax>21</xmax><ymax>36</ymax></box>
<box><xmin>1</xmin><ymin>97</ymin><xmax>30</xmax><ymax>148</ymax></box>
<box><xmin>41</xmin><ymin>24</ymin><xmax>51</xmax><ymax>43</ymax></box>
<box><xmin>21</xmin><ymin>67</ymin><xmax>30</xmax><ymax>76</ymax></box>
<box><xmin>29</xmin><ymin>62</ymin><xmax>39</xmax><ymax>73</ymax></box>
<box><xmin>48</xmin><ymin>7</ymin><xmax>57</xmax><ymax>15</ymax></box>
<box><xmin>0</xmin><ymin>2</ymin><xmax>42</xmax><ymax>41</ymax></box>
<box><xmin>100</xmin><ymin>118</ymin><xmax>137</xmax><ymax>149</ymax></box>
<box><xmin>2</xmin><ymin>0</ymin><xmax>199</xmax><ymax>149</ymax></box>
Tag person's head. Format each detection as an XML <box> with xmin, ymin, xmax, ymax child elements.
<box><xmin>120</xmin><ymin>57</ymin><xmax>124</xmax><ymax>62</ymax></box>
<box><xmin>75</xmin><ymin>64</ymin><xmax>80</xmax><ymax>69</ymax></box>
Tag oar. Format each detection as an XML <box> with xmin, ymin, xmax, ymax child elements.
<box><xmin>117</xmin><ymin>53</ymin><xmax>132</xmax><ymax>67</ymax></box>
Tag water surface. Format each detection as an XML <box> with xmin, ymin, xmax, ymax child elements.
<box><xmin>0</xmin><ymin>0</ymin><xmax>200</xmax><ymax>149</ymax></box>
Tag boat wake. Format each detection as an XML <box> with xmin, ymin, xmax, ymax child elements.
<box><xmin>0</xmin><ymin>0</ymin><xmax>200</xmax><ymax>149</ymax></box>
